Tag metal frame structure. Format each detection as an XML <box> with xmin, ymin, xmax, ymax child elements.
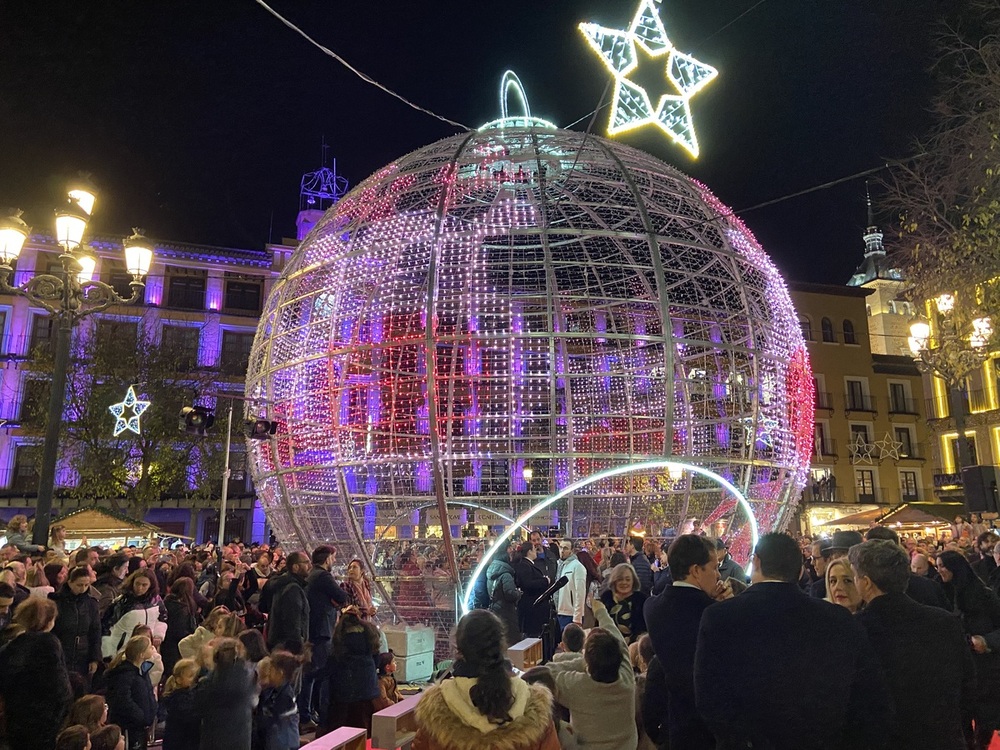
<box><xmin>245</xmin><ymin>114</ymin><xmax>813</xmax><ymax>626</ymax></box>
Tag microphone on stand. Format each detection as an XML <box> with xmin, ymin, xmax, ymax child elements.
<box><xmin>535</xmin><ymin>575</ymin><xmax>569</xmax><ymax>607</ymax></box>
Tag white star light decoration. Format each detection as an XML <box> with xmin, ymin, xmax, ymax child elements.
<box><xmin>875</xmin><ymin>433</ymin><xmax>904</xmax><ymax>461</ymax></box>
<box><xmin>850</xmin><ymin>433</ymin><xmax>876</xmax><ymax>465</ymax></box>
<box><xmin>579</xmin><ymin>0</ymin><xmax>718</xmax><ymax>157</ymax></box>
<box><xmin>109</xmin><ymin>386</ymin><xmax>150</xmax><ymax>437</ymax></box>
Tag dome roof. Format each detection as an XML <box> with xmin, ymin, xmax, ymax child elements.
<box><xmin>245</xmin><ymin>125</ymin><xmax>812</xmax><ymax>581</ymax></box>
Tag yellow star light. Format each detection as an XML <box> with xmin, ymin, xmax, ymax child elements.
<box><xmin>579</xmin><ymin>0</ymin><xmax>718</xmax><ymax>157</ymax></box>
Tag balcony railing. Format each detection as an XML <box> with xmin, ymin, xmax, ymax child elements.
<box><xmin>887</xmin><ymin>396</ymin><xmax>920</xmax><ymax>415</ymax></box>
<box><xmin>814</xmin><ymin>391</ymin><xmax>833</xmax><ymax>411</ymax></box>
<box><xmin>811</xmin><ymin>438</ymin><xmax>838</xmax><ymax>458</ymax></box>
<box><xmin>844</xmin><ymin>393</ymin><xmax>877</xmax><ymax>414</ymax></box>
<box><xmin>927</xmin><ymin>389</ymin><xmax>994</xmax><ymax>420</ymax></box>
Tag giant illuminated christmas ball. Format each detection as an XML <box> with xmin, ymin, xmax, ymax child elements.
<box><xmin>245</xmin><ymin>113</ymin><xmax>813</xmax><ymax>570</ymax></box>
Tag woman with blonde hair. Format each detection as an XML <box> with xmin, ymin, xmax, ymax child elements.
<box><xmin>162</xmin><ymin>658</ymin><xmax>201</xmax><ymax>750</ymax></box>
<box><xmin>0</xmin><ymin>597</ymin><xmax>73</xmax><ymax>749</ymax></box>
<box><xmin>178</xmin><ymin>604</ymin><xmax>231</xmax><ymax>659</ymax></box>
<box><xmin>824</xmin><ymin>558</ymin><xmax>862</xmax><ymax>614</ymax></box>
<box><xmin>599</xmin><ymin>563</ymin><xmax>648</xmax><ymax>643</ymax></box>
<box><xmin>6</xmin><ymin>513</ymin><xmax>44</xmax><ymax>554</ymax></box>
<box><xmin>107</xmin><ymin>636</ymin><xmax>157</xmax><ymax>750</ymax></box>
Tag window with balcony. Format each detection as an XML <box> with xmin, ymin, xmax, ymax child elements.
<box><xmin>900</xmin><ymin>470</ymin><xmax>919</xmax><ymax>501</ymax></box>
<box><xmin>894</xmin><ymin>427</ymin><xmax>915</xmax><ymax>458</ymax></box>
<box><xmin>11</xmin><ymin>445</ymin><xmax>39</xmax><ymax>493</ymax></box>
<box><xmin>95</xmin><ymin>320</ymin><xmax>138</xmax><ymax>352</ymax></box>
<box><xmin>219</xmin><ymin>331</ymin><xmax>255</xmax><ymax>375</ymax></box>
<box><xmin>888</xmin><ymin>382</ymin><xmax>914</xmax><ymax>414</ymax></box>
<box><xmin>855</xmin><ymin>469</ymin><xmax>876</xmax><ymax>502</ymax></box>
<box><xmin>821</xmin><ymin>318</ymin><xmax>835</xmax><ymax>342</ymax></box>
<box><xmin>161</xmin><ymin>325</ymin><xmax>200</xmax><ymax>372</ymax></box>
<box><xmin>224</xmin><ymin>278</ymin><xmax>263</xmax><ymax>314</ymax></box>
<box><xmin>166</xmin><ymin>268</ymin><xmax>207</xmax><ymax>310</ymax></box>
<box><xmin>29</xmin><ymin>315</ymin><xmax>54</xmax><ymax>356</ymax></box>
<box><xmin>846</xmin><ymin>379</ymin><xmax>873</xmax><ymax>412</ymax></box>
<box><xmin>843</xmin><ymin>319</ymin><xmax>857</xmax><ymax>345</ymax></box>
<box><xmin>19</xmin><ymin>379</ymin><xmax>49</xmax><ymax>426</ymax></box>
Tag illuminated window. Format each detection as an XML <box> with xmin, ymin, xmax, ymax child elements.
<box><xmin>950</xmin><ymin>436</ymin><xmax>978</xmax><ymax>468</ymax></box>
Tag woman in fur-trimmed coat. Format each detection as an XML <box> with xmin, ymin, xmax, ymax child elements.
<box><xmin>411</xmin><ymin>609</ymin><xmax>560</xmax><ymax>750</ymax></box>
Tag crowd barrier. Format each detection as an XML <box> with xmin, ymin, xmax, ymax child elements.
<box><xmin>300</xmin><ymin>726</ymin><xmax>368</xmax><ymax>750</ymax></box>
<box><xmin>371</xmin><ymin>692</ymin><xmax>422</xmax><ymax>750</ymax></box>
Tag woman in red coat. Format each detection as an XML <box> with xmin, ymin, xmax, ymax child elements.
<box><xmin>412</xmin><ymin>610</ymin><xmax>559</xmax><ymax>750</ymax></box>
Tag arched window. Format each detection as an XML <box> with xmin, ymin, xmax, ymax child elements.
<box><xmin>821</xmin><ymin>318</ymin><xmax>835</xmax><ymax>342</ymax></box>
<box><xmin>799</xmin><ymin>316</ymin><xmax>813</xmax><ymax>341</ymax></box>
<box><xmin>843</xmin><ymin>319</ymin><xmax>857</xmax><ymax>345</ymax></box>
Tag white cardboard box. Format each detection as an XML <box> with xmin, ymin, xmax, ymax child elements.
<box><xmin>395</xmin><ymin>649</ymin><xmax>434</xmax><ymax>682</ymax></box>
<box><xmin>383</xmin><ymin>624</ymin><xmax>436</xmax><ymax>656</ymax></box>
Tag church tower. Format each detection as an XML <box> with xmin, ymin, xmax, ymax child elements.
<box><xmin>846</xmin><ymin>188</ymin><xmax>911</xmax><ymax>355</ymax></box>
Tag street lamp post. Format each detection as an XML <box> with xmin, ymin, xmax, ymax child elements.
<box><xmin>909</xmin><ymin>293</ymin><xmax>995</xmax><ymax>512</ymax></box>
<box><xmin>0</xmin><ymin>184</ymin><xmax>153</xmax><ymax>546</ymax></box>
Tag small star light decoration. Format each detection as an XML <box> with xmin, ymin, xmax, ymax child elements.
<box><xmin>850</xmin><ymin>433</ymin><xmax>876</xmax><ymax>465</ymax></box>
<box><xmin>109</xmin><ymin>385</ymin><xmax>150</xmax><ymax>437</ymax></box>
<box><xmin>875</xmin><ymin>433</ymin><xmax>903</xmax><ymax>461</ymax></box>
<box><xmin>579</xmin><ymin>0</ymin><xmax>718</xmax><ymax>157</ymax></box>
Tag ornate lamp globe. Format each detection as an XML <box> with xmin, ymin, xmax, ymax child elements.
<box><xmin>246</xmin><ymin>75</ymin><xmax>813</xmax><ymax>618</ymax></box>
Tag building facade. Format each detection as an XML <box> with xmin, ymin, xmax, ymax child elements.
<box><xmin>0</xmin><ymin>232</ymin><xmax>293</xmax><ymax>543</ymax></box>
<box><xmin>790</xmin><ymin>281</ymin><xmax>935</xmax><ymax>534</ymax></box>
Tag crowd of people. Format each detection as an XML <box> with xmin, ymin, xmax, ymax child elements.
<box><xmin>0</xmin><ymin>521</ymin><xmax>406</xmax><ymax>750</ymax></box>
<box><xmin>4</xmin><ymin>508</ymin><xmax>1000</xmax><ymax>750</ymax></box>
<box><xmin>428</xmin><ymin>520</ymin><xmax>1000</xmax><ymax>750</ymax></box>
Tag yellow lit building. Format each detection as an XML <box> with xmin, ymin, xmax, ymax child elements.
<box><xmin>789</xmin><ymin>282</ymin><xmax>935</xmax><ymax>535</ymax></box>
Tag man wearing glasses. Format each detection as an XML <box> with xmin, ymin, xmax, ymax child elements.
<box><xmin>555</xmin><ymin>539</ymin><xmax>587</xmax><ymax>635</ymax></box>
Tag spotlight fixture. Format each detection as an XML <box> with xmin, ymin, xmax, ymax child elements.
<box><xmin>179</xmin><ymin>406</ymin><xmax>215</xmax><ymax>435</ymax></box>
<box><xmin>246</xmin><ymin>419</ymin><xmax>278</xmax><ymax>440</ymax></box>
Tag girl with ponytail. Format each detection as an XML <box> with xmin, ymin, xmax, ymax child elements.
<box><xmin>412</xmin><ymin>609</ymin><xmax>560</xmax><ymax>750</ymax></box>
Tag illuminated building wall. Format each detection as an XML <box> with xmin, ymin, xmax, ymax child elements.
<box><xmin>0</xmin><ymin>234</ymin><xmax>290</xmax><ymax>542</ymax></box>
<box><xmin>246</xmin><ymin>123</ymin><xmax>813</xmax><ymax>582</ymax></box>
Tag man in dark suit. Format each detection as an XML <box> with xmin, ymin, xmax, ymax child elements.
<box><xmin>850</xmin><ymin>539</ymin><xmax>974</xmax><ymax>750</ymax></box>
<box><xmin>644</xmin><ymin>534</ymin><xmax>720</xmax><ymax>749</ymax></box>
<box><xmin>694</xmin><ymin>533</ymin><xmax>891</xmax><ymax>750</ymax></box>
<box><xmin>972</xmin><ymin>531</ymin><xmax>1000</xmax><ymax>580</ymax></box>
<box><xmin>629</xmin><ymin>536</ymin><xmax>654</xmax><ymax>594</ymax></box>
<box><xmin>865</xmin><ymin>527</ymin><xmax>950</xmax><ymax>609</ymax></box>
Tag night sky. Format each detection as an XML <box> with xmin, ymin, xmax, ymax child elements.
<box><xmin>0</xmin><ymin>1</ymin><xmax>950</xmax><ymax>285</ymax></box>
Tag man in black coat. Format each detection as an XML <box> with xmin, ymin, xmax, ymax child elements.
<box><xmin>849</xmin><ymin>539</ymin><xmax>974</xmax><ymax>750</ymax></box>
<box><xmin>972</xmin><ymin>531</ymin><xmax>1000</xmax><ymax>580</ymax></box>
<box><xmin>694</xmin><ymin>533</ymin><xmax>891</xmax><ymax>750</ymax></box>
<box><xmin>629</xmin><ymin>537</ymin><xmax>654</xmax><ymax>594</ymax></box>
<box><xmin>303</xmin><ymin>545</ymin><xmax>348</xmax><ymax>727</ymax></box>
<box><xmin>513</xmin><ymin>541</ymin><xmax>551</xmax><ymax>637</ymax></box>
<box><xmin>644</xmin><ymin>534</ymin><xmax>719</xmax><ymax>749</ymax></box>
<box><xmin>530</xmin><ymin>530</ymin><xmax>558</xmax><ymax>582</ymax></box>
<box><xmin>866</xmin><ymin>527</ymin><xmax>950</xmax><ymax>610</ymax></box>
<box><xmin>49</xmin><ymin>566</ymin><xmax>102</xmax><ymax>688</ymax></box>
<box><xmin>265</xmin><ymin>550</ymin><xmax>311</xmax><ymax>650</ymax></box>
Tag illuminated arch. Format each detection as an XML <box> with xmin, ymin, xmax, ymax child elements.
<box><xmin>461</xmin><ymin>460</ymin><xmax>759</xmax><ymax>614</ymax></box>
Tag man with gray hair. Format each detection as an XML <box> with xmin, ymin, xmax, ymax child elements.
<box><xmin>850</xmin><ymin>540</ymin><xmax>974</xmax><ymax>750</ymax></box>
